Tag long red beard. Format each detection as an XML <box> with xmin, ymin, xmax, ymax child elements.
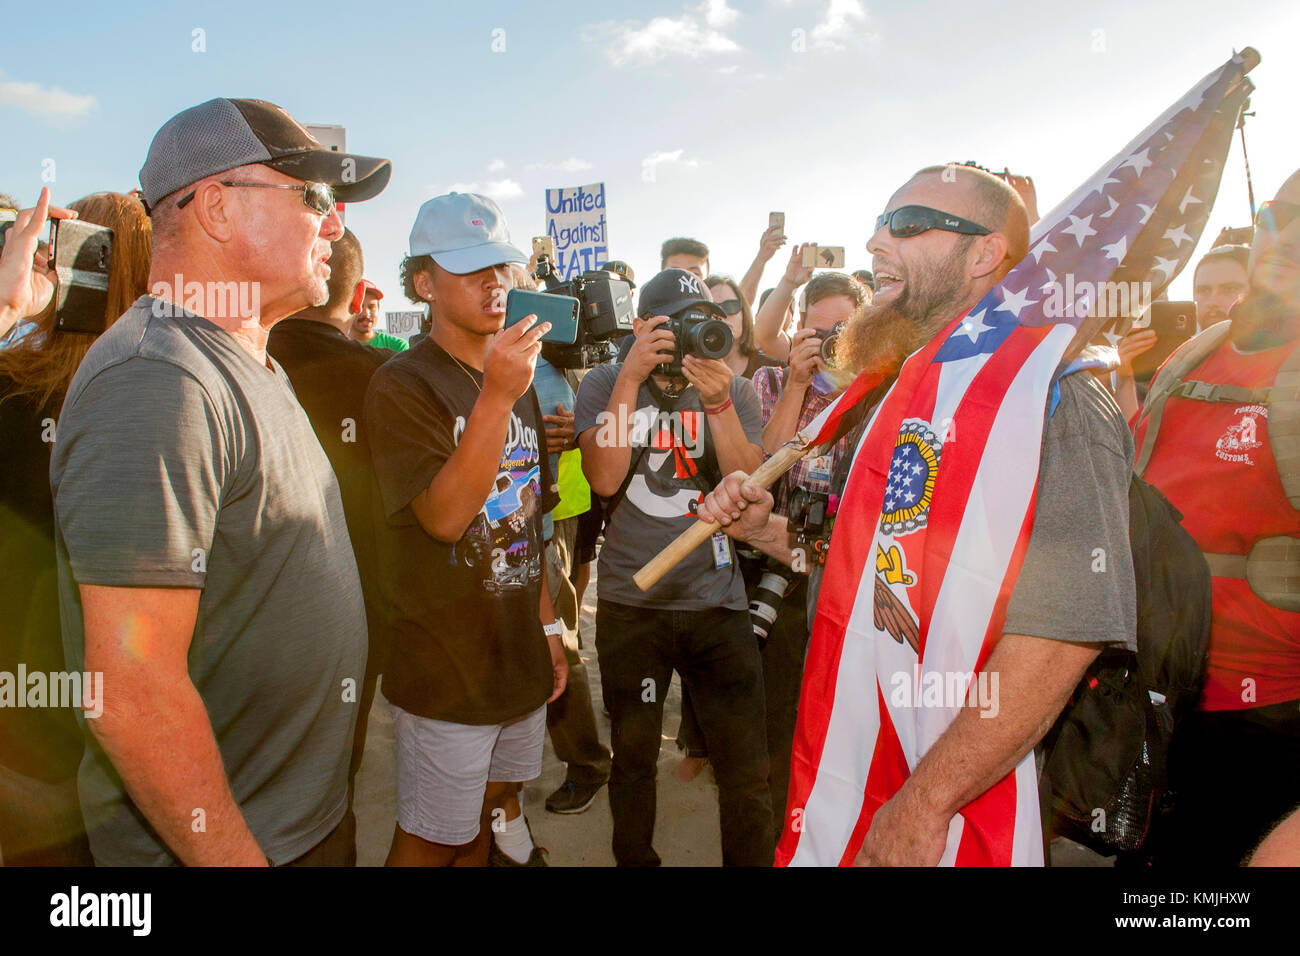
<box><xmin>835</xmin><ymin>302</ymin><xmax>928</xmax><ymax>380</ymax></box>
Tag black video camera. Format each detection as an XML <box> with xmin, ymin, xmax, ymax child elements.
<box><xmin>0</xmin><ymin>212</ymin><xmax>114</xmax><ymax>334</ymax></box>
<box><xmin>534</xmin><ymin>254</ymin><xmax>635</xmax><ymax>368</ymax></box>
<box><xmin>655</xmin><ymin>308</ymin><xmax>733</xmax><ymax>377</ymax></box>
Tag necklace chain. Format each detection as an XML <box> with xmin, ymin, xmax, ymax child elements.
<box><xmin>447</xmin><ymin>352</ymin><xmax>482</xmax><ymax>392</ymax></box>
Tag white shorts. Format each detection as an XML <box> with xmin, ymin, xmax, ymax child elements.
<box><xmin>392</xmin><ymin>703</ymin><xmax>546</xmax><ymax>846</ymax></box>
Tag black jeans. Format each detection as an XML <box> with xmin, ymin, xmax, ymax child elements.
<box><xmin>675</xmin><ymin>580</ymin><xmax>809</xmax><ymax>845</ymax></box>
<box><xmin>595</xmin><ymin>599</ymin><xmax>773</xmax><ymax>866</ymax></box>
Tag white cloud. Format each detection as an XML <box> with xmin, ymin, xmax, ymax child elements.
<box><xmin>587</xmin><ymin>0</ymin><xmax>742</xmax><ymax>67</ymax></box>
<box><xmin>700</xmin><ymin>0</ymin><xmax>740</xmax><ymax>28</ymax></box>
<box><xmin>524</xmin><ymin>157</ymin><xmax>595</xmax><ymax>173</ymax></box>
<box><xmin>445</xmin><ymin>178</ymin><xmax>524</xmax><ymax>201</ymax></box>
<box><xmin>716</xmin><ymin>64</ymin><xmax>739</xmax><ymax>74</ymax></box>
<box><xmin>811</xmin><ymin>0</ymin><xmax>874</xmax><ymax>50</ymax></box>
<box><xmin>487</xmin><ymin>158</ymin><xmax>506</xmax><ymax>172</ymax></box>
<box><xmin>641</xmin><ymin>149</ymin><xmax>700</xmax><ymax>179</ymax></box>
<box><xmin>0</xmin><ymin>72</ymin><xmax>97</xmax><ymax>122</ymax></box>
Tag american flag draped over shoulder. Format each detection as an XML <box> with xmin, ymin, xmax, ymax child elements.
<box><xmin>777</xmin><ymin>50</ymin><xmax>1257</xmax><ymax>867</ymax></box>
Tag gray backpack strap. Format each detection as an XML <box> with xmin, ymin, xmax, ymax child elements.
<box><xmin>1269</xmin><ymin>341</ymin><xmax>1300</xmax><ymax>509</ymax></box>
<box><xmin>1133</xmin><ymin>321</ymin><xmax>1233</xmax><ymax>476</ymax></box>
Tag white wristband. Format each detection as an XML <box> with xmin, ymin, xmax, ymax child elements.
<box><xmin>543</xmin><ymin>622</ymin><xmax>563</xmax><ymax>638</ymax></box>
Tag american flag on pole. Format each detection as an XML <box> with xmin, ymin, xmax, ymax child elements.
<box><xmin>777</xmin><ymin>50</ymin><xmax>1257</xmax><ymax>867</ymax></box>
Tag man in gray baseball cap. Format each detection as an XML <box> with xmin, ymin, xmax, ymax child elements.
<box><xmin>138</xmin><ymin>97</ymin><xmax>390</xmax><ymax>213</ymax></box>
<box><xmin>50</xmin><ymin>98</ymin><xmax>389</xmax><ymax>865</ymax></box>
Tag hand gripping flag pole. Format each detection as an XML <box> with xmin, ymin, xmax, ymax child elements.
<box><xmin>633</xmin><ymin>368</ymin><xmax>886</xmax><ymax>592</ymax></box>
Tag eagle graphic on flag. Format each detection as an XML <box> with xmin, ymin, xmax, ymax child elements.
<box><xmin>777</xmin><ymin>49</ymin><xmax>1257</xmax><ymax>867</ymax></box>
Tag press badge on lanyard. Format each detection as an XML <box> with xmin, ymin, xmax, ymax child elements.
<box><xmin>711</xmin><ymin>531</ymin><xmax>732</xmax><ymax>569</ymax></box>
<box><xmin>804</xmin><ymin>454</ymin><xmax>833</xmax><ymax>486</ymax></box>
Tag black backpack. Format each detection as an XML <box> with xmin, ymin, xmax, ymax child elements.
<box><xmin>1039</xmin><ymin>474</ymin><xmax>1212</xmax><ymax>856</ymax></box>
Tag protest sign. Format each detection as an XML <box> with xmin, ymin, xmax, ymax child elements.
<box><xmin>384</xmin><ymin>310</ymin><xmax>424</xmax><ymax>340</ymax></box>
<box><xmin>545</xmin><ymin>182</ymin><xmax>609</xmax><ymax>280</ymax></box>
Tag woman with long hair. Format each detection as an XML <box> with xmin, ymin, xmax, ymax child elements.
<box><xmin>0</xmin><ymin>190</ymin><xmax>150</xmax><ymax>865</ymax></box>
<box><xmin>705</xmin><ymin>274</ymin><xmax>781</xmax><ymax>380</ymax></box>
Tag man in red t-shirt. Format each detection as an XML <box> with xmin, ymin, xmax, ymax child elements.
<box><xmin>1133</xmin><ymin>168</ymin><xmax>1300</xmax><ymax>866</ymax></box>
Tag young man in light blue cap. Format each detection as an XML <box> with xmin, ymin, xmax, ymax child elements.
<box><xmin>364</xmin><ymin>192</ymin><xmax>567</xmax><ymax>866</ymax></box>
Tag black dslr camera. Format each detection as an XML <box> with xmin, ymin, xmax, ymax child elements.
<box><xmin>656</xmin><ymin>308</ymin><xmax>733</xmax><ymax>377</ymax></box>
<box><xmin>787</xmin><ymin>486</ymin><xmax>833</xmax><ymax>564</ymax></box>
<box><xmin>534</xmin><ymin>254</ymin><xmax>635</xmax><ymax>368</ymax></box>
<box><xmin>811</xmin><ymin>322</ymin><xmax>844</xmax><ymax>366</ymax></box>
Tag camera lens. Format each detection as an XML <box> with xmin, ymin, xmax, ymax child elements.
<box><xmin>820</xmin><ymin>332</ymin><xmax>839</xmax><ymax>363</ymax></box>
<box><xmin>687</xmin><ymin>318</ymin><xmax>733</xmax><ymax>360</ymax></box>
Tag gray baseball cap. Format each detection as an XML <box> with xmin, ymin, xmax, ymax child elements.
<box><xmin>139</xmin><ymin>98</ymin><xmax>391</xmax><ymax>212</ymax></box>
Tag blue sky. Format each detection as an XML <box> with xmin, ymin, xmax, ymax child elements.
<box><xmin>4</xmin><ymin>0</ymin><xmax>1298</xmax><ymax>320</ymax></box>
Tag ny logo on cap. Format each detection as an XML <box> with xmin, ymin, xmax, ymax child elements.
<box><xmin>678</xmin><ymin>274</ymin><xmax>700</xmax><ymax>295</ymax></box>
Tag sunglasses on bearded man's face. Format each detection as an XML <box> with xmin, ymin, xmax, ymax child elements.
<box><xmin>176</xmin><ymin>180</ymin><xmax>337</xmax><ymax>217</ymax></box>
<box><xmin>875</xmin><ymin>205</ymin><xmax>992</xmax><ymax>238</ymax></box>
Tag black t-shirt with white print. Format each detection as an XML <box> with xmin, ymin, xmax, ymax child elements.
<box><xmin>364</xmin><ymin>338</ymin><xmax>558</xmax><ymax>725</ymax></box>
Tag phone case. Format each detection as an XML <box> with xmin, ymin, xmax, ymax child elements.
<box><xmin>505</xmin><ymin>288</ymin><xmax>580</xmax><ymax>345</ymax></box>
<box><xmin>1132</xmin><ymin>302</ymin><xmax>1196</xmax><ymax>380</ymax></box>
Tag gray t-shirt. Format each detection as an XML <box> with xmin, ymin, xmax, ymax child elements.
<box><xmin>810</xmin><ymin>371</ymin><xmax>1136</xmax><ymax>650</ymax></box>
<box><xmin>1002</xmin><ymin>370</ymin><xmax>1137</xmax><ymax>648</ymax></box>
<box><xmin>574</xmin><ymin>364</ymin><xmax>764</xmax><ymax>611</ymax></box>
<box><xmin>50</xmin><ymin>297</ymin><xmax>367</xmax><ymax>866</ymax></box>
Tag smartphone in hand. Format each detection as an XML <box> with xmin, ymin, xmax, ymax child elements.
<box><xmin>504</xmin><ymin>288</ymin><xmax>580</xmax><ymax>344</ymax></box>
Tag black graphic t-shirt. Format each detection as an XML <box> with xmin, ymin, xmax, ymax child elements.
<box><xmin>573</xmin><ymin>364</ymin><xmax>765</xmax><ymax>611</ymax></box>
<box><xmin>364</xmin><ymin>339</ymin><xmax>558</xmax><ymax>724</ymax></box>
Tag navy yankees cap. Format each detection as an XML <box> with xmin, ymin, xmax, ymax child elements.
<box><xmin>638</xmin><ymin>268</ymin><xmax>725</xmax><ymax>319</ymax></box>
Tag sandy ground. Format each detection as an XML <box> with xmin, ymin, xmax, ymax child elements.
<box><xmin>351</xmin><ymin>578</ymin><xmax>1110</xmax><ymax>867</ymax></box>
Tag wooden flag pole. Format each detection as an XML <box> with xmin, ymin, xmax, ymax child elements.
<box><xmin>633</xmin><ymin>442</ymin><xmax>808</xmax><ymax>592</ymax></box>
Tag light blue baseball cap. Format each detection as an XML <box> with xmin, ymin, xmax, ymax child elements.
<box><xmin>408</xmin><ymin>192</ymin><xmax>528</xmax><ymax>274</ymax></box>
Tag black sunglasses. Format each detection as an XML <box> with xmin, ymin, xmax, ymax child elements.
<box><xmin>1256</xmin><ymin>200</ymin><xmax>1300</xmax><ymax>235</ymax></box>
<box><xmin>713</xmin><ymin>298</ymin><xmax>744</xmax><ymax>316</ymax></box>
<box><xmin>176</xmin><ymin>180</ymin><xmax>336</xmax><ymax>216</ymax></box>
<box><xmin>875</xmin><ymin>205</ymin><xmax>992</xmax><ymax>238</ymax></box>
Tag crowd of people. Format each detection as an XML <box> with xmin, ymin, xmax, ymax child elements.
<box><xmin>0</xmin><ymin>95</ymin><xmax>1296</xmax><ymax>868</ymax></box>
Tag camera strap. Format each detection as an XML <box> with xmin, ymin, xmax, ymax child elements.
<box><xmin>603</xmin><ymin>378</ymin><xmax>724</xmax><ymax>521</ymax></box>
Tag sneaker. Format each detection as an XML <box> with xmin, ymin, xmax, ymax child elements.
<box><xmin>487</xmin><ymin>817</ymin><xmax>549</xmax><ymax>867</ymax></box>
<box><xmin>544</xmin><ymin>778</ymin><xmax>606</xmax><ymax>814</ymax></box>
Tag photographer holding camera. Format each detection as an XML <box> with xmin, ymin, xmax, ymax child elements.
<box><xmin>574</xmin><ymin>268</ymin><xmax>772</xmax><ymax>866</ymax></box>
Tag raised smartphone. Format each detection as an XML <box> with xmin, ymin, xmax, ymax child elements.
<box><xmin>504</xmin><ymin>288</ymin><xmax>580</xmax><ymax>345</ymax></box>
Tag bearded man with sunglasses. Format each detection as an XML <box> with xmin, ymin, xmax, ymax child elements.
<box><xmin>700</xmin><ymin>164</ymin><xmax>1138</xmax><ymax>865</ymax></box>
<box><xmin>1131</xmin><ymin>169</ymin><xmax>1300</xmax><ymax>867</ymax></box>
<box><xmin>50</xmin><ymin>99</ymin><xmax>391</xmax><ymax>866</ymax></box>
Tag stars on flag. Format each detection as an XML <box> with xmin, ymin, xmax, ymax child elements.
<box><xmin>956</xmin><ymin>309</ymin><xmax>994</xmax><ymax>343</ymax></box>
<box><xmin>1089</xmin><ymin>174</ymin><xmax>1121</xmax><ymax>198</ymax></box>
<box><xmin>1163</xmin><ymin>222</ymin><xmax>1195</xmax><ymax>247</ymax></box>
<box><xmin>1061</xmin><ymin>214</ymin><xmax>1098</xmax><ymax>247</ymax></box>
<box><xmin>1029</xmin><ymin>236</ymin><xmax>1057</xmax><ymax>264</ymax></box>
<box><xmin>1118</xmin><ymin>148</ymin><xmax>1154</xmax><ymax>177</ymax></box>
<box><xmin>994</xmin><ymin>286</ymin><xmax>1037</xmax><ymax>319</ymax></box>
<box><xmin>1102</xmin><ymin>235</ymin><xmax>1129</xmax><ymax>265</ymax></box>
<box><xmin>1152</xmin><ymin>255</ymin><xmax>1179</xmax><ymax>280</ymax></box>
